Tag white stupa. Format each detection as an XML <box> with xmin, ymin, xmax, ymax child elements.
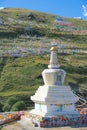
<box><xmin>30</xmin><ymin>46</ymin><xmax>79</xmax><ymax>117</ymax></box>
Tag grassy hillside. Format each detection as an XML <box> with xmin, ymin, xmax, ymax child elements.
<box><xmin>0</xmin><ymin>8</ymin><xmax>87</xmax><ymax>49</ymax></box>
<box><xmin>0</xmin><ymin>54</ymin><xmax>87</xmax><ymax>96</ymax></box>
<box><xmin>0</xmin><ymin>8</ymin><xmax>87</xmax><ymax>110</ymax></box>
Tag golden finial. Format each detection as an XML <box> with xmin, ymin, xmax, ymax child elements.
<box><xmin>50</xmin><ymin>47</ymin><xmax>57</xmax><ymax>51</ymax></box>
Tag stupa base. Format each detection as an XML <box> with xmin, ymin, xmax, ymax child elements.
<box><xmin>24</xmin><ymin>111</ymin><xmax>87</xmax><ymax>128</ymax></box>
<box><xmin>30</xmin><ymin>109</ymin><xmax>80</xmax><ymax>117</ymax></box>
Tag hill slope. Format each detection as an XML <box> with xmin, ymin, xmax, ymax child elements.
<box><xmin>0</xmin><ymin>8</ymin><xmax>87</xmax><ymax>109</ymax></box>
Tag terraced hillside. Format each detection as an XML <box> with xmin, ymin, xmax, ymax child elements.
<box><xmin>0</xmin><ymin>8</ymin><xmax>87</xmax><ymax>111</ymax></box>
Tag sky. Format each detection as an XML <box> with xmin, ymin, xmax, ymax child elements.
<box><xmin>0</xmin><ymin>0</ymin><xmax>87</xmax><ymax>20</ymax></box>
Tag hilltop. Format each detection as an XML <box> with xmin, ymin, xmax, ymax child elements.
<box><xmin>0</xmin><ymin>8</ymin><xmax>87</xmax><ymax>37</ymax></box>
<box><xmin>0</xmin><ymin>8</ymin><xmax>87</xmax><ymax>111</ymax></box>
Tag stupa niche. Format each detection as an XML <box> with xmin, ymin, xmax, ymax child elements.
<box><xmin>30</xmin><ymin>45</ymin><xmax>79</xmax><ymax>117</ymax></box>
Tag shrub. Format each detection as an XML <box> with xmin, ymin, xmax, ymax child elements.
<box><xmin>3</xmin><ymin>97</ymin><xmax>17</xmax><ymax>112</ymax></box>
<box><xmin>3</xmin><ymin>103</ymin><xmax>11</xmax><ymax>112</ymax></box>
<box><xmin>11</xmin><ymin>101</ymin><xmax>26</xmax><ymax>111</ymax></box>
<box><xmin>0</xmin><ymin>102</ymin><xmax>3</xmax><ymax>112</ymax></box>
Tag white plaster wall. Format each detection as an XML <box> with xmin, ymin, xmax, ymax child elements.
<box><xmin>35</xmin><ymin>103</ymin><xmax>47</xmax><ymax>113</ymax></box>
<box><xmin>35</xmin><ymin>103</ymin><xmax>75</xmax><ymax>113</ymax></box>
<box><xmin>47</xmin><ymin>104</ymin><xmax>60</xmax><ymax>113</ymax></box>
<box><xmin>63</xmin><ymin>104</ymin><xmax>75</xmax><ymax>112</ymax></box>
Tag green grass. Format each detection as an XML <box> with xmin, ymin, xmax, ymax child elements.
<box><xmin>0</xmin><ymin>8</ymin><xmax>87</xmax><ymax>104</ymax></box>
<box><xmin>0</xmin><ymin>54</ymin><xmax>87</xmax><ymax>101</ymax></box>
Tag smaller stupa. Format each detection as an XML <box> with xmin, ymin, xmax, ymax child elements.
<box><xmin>30</xmin><ymin>45</ymin><xmax>79</xmax><ymax>117</ymax></box>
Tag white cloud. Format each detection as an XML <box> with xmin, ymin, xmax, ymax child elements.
<box><xmin>74</xmin><ymin>17</ymin><xmax>81</xmax><ymax>19</ymax></box>
<box><xmin>0</xmin><ymin>7</ymin><xmax>4</xmax><ymax>9</ymax></box>
<box><xmin>82</xmin><ymin>5</ymin><xmax>87</xmax><ymax>17</ymax></box>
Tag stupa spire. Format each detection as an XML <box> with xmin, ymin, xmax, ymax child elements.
<box><xmin>48</xmin><ymin>44</ymin><xmax>60</xmax><ymax>69</ymax></box>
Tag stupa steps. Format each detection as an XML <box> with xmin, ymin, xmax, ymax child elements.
<box><xmin>35</xmin><ymin>91</ymin><xmax>77</xmax><ymax>97</ymax></box>
<box><xmin>36</xmin><ymin>85</ymin><xmax>71</xmax><ymax>89</ymax></box>
<box><xmin>34</xmin><ymin>86</ymin><xmax>74</xmax><ymax>96</ymax></box>
<box><xmin>31</xmin><ymin>95</ymin><xmax>79</xmax><ymax>103</ymax></box>
<box><xmin>40</xmin><ymin>94</ymin><xmax>77</xmax><ymax>97</ymax></box>
<box><xmin>35</xmin><ymin>89</ymin><xmax>74</xmax><ymax>93</ymax></box>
